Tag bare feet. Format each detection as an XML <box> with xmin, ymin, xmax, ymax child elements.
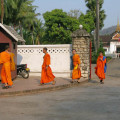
<box><xmin>71</xmin><ymin>80</ymin><xmax>74</xmax><ymax>83</ymax></box>
<box><xmin>52</xmin><ymin>81</ymin><xmax>56</xmax><ymax>85</ymax></box>
<box><xmin>77</xmin><ymin>79</ymin><xmax>80</xmax><ymax>83</ymax></box>
<box><xmin>2</xmin><ymin>86</ymin><xmax>9</xmax><ymax>89</ymax></box>
<box><xmin>39</xmin><ymin>83</ymin><xmax>44</xmax><ymax>86</ymax></box>
<box><xmin>100</xmin><ymin>80</ymin><xmax>104</xmax><ymax>84</ymax></box>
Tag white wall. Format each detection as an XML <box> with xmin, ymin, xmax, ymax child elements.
<box><xmin>110</xmin><ymin>42</ymin><xmax>120</xmax><ymax>53</ymax></box>
<box><xmin>17</xmin><ymin>45</ymin><xmax>72</xmax><ymax>77</ymax></box>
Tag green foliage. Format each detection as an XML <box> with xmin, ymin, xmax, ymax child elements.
<box><xmin>106</xmin><ymin>56</ymin><xmax>112</xmax><ymax>62</ymax></box>
<box><xmin>0</xmin><ymin>0</ymin><xmax>42</xmax><ymax>45</ymax></box>
<box><xmin>84</xmin><ymin>0</ymin><xmax>106</xmax><ymax>52</ymax></box>
<box><xmin>85</xmin><ymin>0</ymin><xmax>106</xmax><ymax>29</ymax></box>
<box><xmin>92</xmin><ymin>47</ymin><xmax>105</xmax><ymax>64</ymax></box>
<box><xmin>43</xmin><ymin>9</ymin><xmax>79</xmax><ymax>44</ymax></box>
<box><xmin>79</xmin><ymin>12</ymin><xmax>95</xmax><ymax>33</ymax></box>
<box><xmin>97</xmin><ymin>47</ymin><xmax>105</xmax><ymax>57</ymax></box>
<box><xmin>0</xmin><ymin>0</ymin><xmax>106</xmax><ymax>45</ymax></box>
<box><xmin>68</xmin><ymin>9</ymin><xmax>81</xmax><ymax>19</ymax></box>
<box><xmin>92</xmin><ymin>51</ymin><xmax>97</xmax><ymax>64</ymax></box>
<box><xmin>23</xmin><ymin>19</ymin><xmax>44</xmax><ymax>45</ymax></box>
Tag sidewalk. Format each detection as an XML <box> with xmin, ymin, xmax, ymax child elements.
<box><xmin>0</xmin><ymin>76</ymin><xmax>88</xmax><ymax>97</ymax></box>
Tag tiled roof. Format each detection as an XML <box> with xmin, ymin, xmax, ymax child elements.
<box><xmin>100</xmin><ymin>35</ymin><xmax>112</xmax><ymax>47</ymax></box>
<box><xmin>0</xmin><ymin>23</ymin><xmax>25</xmax><ymax>42</ymax></box>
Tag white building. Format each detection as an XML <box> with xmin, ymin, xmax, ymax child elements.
<box><xmin>102</xmin><ymin>21</ymin><xmax>120</xmax><ymax>58</ymax></box>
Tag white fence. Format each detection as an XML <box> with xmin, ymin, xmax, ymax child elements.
<box><xmin>17</xmin><ymin>45</ymin><xmax>72</xmax><ymax>77</ymax></box>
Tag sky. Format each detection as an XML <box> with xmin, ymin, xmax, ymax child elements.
<box><xmin>33</xmin><ymin>0</ymin><xmax>120</xmax><ymax>29</ymax></box>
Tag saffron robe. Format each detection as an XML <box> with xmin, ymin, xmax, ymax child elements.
<box><xmin>40</xmin><ymin>53</ymin><xmax>55</xmax><ymax>84</ymax></box>
<box><xmin>95</xmin><ymin>56</ymin><xmax>106</xmax><ymax>80</ymax></box>
<box><xmin>72</xmin><ymin>54</ymin><xmax>81</xmax><ymax>79</ymax></box>
<box><xmin>10</xmin><ymin>53</ymin><xmax>15</xmax><ymax>71</ymax></box>
<box><xmin>0</xmin><ymin>52</ymin><xmax>14</xmax><ymax>86</ymax></box>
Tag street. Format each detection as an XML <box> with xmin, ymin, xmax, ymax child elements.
<box><xmin>0</xmin><ymin>59</ymin><xmax>120</xmax><ymax>120</ymax></box>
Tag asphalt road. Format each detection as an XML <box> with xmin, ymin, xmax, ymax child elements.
<box><xmin>0</xmin><ymin>59</ymin><xmax>120</xmax><ymax>120</ymax></box>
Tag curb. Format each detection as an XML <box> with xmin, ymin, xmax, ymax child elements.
<box><xmin>0</xmin><ymin>80</ymin><xmax>88</xmax><ymax>97</ymax></box>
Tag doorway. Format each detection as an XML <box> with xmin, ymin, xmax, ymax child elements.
<box><xmin>0</xmin><ymin>43</ymin><xmax>9</xmax><ymax>53</ymax></box>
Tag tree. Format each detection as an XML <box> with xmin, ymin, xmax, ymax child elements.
<box><xmin>85</xmin><ymin>0</ymin><xmax>106</xmax><ymax>51</ymax></box>
<box><xmin>34</xmin><ymin>20</ymin><xmax>44</xmax><ymax>45</ymax></box>
<box><xmin>79</xmin><ymin>12</ymin><xmax>95</xmax><ymax>33</ymax></box>
<box><xmin>1</xmin><ymin>0</ymin><xmax>4</xmax><ymax>23</ymax></box>
<box><xmin>43</xmin><ymin>9</ymin><xmax>79</xmax><ymax>44</ymax></box>
<box><xmin>0</xmin><ymin>0</ymin><xmax>41</xmax><ymax>44</ymax></box>
<box><xmin>68</xmin><ymin>9</ymin><xmax>81</xmax><ymax>19</ymax></box>
<box><xmin>22</xmin><ymin>19</ymin><xmax>44</xmax><ymax>45</ymax></box>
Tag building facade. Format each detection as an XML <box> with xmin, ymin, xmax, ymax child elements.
<box><xmin>101</xmin><ymin>20</ymin><xmax>120</xmax><ymax>58</ymax></box>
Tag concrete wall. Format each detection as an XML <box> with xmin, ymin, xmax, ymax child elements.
<box><xmin>17</xmin><ymin>45</ymin><xmax>72</xmax><ymax>77</ymax></box>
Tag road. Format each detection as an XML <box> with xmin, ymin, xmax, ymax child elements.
<box><xmin>0</xmin><ymin>59</ymin><xmax>120</xmax><ymax>120</ymax></box>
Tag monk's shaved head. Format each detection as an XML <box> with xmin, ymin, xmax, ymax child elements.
<box><xmin>72</xmin><ymin>49</ymin><xmax>76</xmax><ymax>55</ymax></box>
<box><xmin>99</xmin><ymin>51</ymin><xmax>103</xmax><ymax>53</ymax></box>
<box><xmin>43</xmin><ymin>47</ymin><xmax>47</xmax><ymax>51</ymax></box>
<box><xmin>5</xmin><ymin>45</ymin><xmax>10</xmax><ymax>50</ymax></box>
<box><xmin>43</xmin><ymin>47</ymin><xmax>48</xmax><ymax>54</ymax></box>
<box><xmin>72</xmin><ymin>49</ymin><xmax>76</xmax><ymax>52</ymax></box>
<box><xmin>99</xmin><ymin>51</ymin><xmax>103</xmax><ymax>56</ymax></box>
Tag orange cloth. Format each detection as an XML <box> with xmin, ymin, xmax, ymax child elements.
<box><xmin>72</xmin><ymin>54</ymin><xmax>81</xmax><ymax>79</ymax></box>
<box><xmin>95</xmin><ymin>56</ymin><xmax>106</xmax><ymax>80</ymax></box>
<box><xmin>0</xmin><ymin>53</ymin><xmax>3</xmax><ymax>64</ymax></box>
<box><xmin>10</xmin><ymin>53</ymin><xmax>15</xmax><ymax>71</ymax></box>
<box><xmin>40</xmin><ymin>53</ymin><xmax>55</xmax><ymax>84</ymax></box>
<box><xmin>0</xmin><ymin>51</ymin><xmax>13</xmax><ymax>86</ymax></box>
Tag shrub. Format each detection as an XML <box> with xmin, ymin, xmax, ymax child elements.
<box><xmin>92</xmin><ymin>51</ymin><xmax>97</xmax><ymax>64</ymax></box>
<box><xmin>97</xmin><ymin>47</ymin><xmax>105</xmax><ymax>57</ymax></box>
<box><xmin>106</xmin><ymin>56</ymin><xmax>112</xmax><ymax>62</ymax></box>
<box><xmin>92</xmin><ymin>47</ymin><xmax>105</xmax><ymax>64</ymax></box>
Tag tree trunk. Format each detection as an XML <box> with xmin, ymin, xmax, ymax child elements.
<box><xmin>19</xmin><ymin>21</ymin><xmax>23</xmax><ymax>38</ymax></box>
<box><xmin>1</xmin><ymin>0</ymin><xmax>4</xmax><ymax>24</ymax></box>
<box><xmin>94</xmin><ymin>29</ymin><xmax>97</xmax><ymax>52</ymax></box>
<box><xmin>31</xmin><ymin>25</ymin><xmax>34</xmax><ymax>45</ymax></box>
<box><xmin>32</xmin><ymin>32</ymin><xmax>34</xmax><ymax>45</ymax></box>
<box><xmin>96</xmin><ymin>0</ymin><xmax>100</xmax><ymax>50</ymax></box>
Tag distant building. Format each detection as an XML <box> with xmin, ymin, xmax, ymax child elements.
<box><xmin>101</xmin><ymin>20</ymin><xmax>120</xmax><ymax>58</ymax></box>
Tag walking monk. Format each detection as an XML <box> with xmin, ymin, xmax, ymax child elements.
<box><xmin>95</xmin><ymin>51</ymin><xmax>107</xmax><ymax>84</ymax></box>
<box><xmin>72</xmin><ymin>49</ymin><xmax>81</xmax><ymax>83</ymax></box>
<box><xmin>0</xmin><ymin>45</ymin><xmax>15</xmax><ymax>89</ymax></box>
<box><xmin>40</xmin><ymin>47</ymin><xmax>55</xmax><ymax>85</ymax></box>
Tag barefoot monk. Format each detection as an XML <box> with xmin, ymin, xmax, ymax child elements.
<box><xmin>72</xmin><ymin>49</ymin><xmax>81</xmax><ymax>83</ymax></box>
<box><xmin>0</xmin><ymin>45</ymin><xmax>15</xmax><ymax>89</ymax></box>
<box><xmin>40</xmin><ymin>47</ymin><xmax>55</xmax><ymax>85</ymax></box>
<box><xmin>95</xmin><ymin>51</ymin><xmax>107</xmax><ymax>84</ymax></box>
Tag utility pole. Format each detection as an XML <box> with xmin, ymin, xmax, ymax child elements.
<box><xmin>1</xmin><ymin>0</ymin><xmax>4</xmax><ymax>24</ymax></box>
<box><xmin>96</xmin><ymin>0</ymin><xmax>100</xmax><ymax>50</ymax></box>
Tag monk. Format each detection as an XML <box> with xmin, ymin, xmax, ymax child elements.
<box><xmin>40</xmin><ymin>47</ymin><xmax>55</xmax><ymax>85</ymax></box>
<box><xmin>95</xmin><ymin>51</ymin><xmax>107</xmax><ymax>84</ymax></box>
<box><xmin>0</xmin><ymin>45</ymin><xmax>15</xmax><ymax>89</ymax></box>
<box><xmin>72</xmin><ymin>49</ymin><xmax>81</xmax><ymax>83</ymax></box>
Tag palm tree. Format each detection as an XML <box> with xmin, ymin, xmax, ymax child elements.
<box><xmin>0</xmin><ymin>0</ymin><xmax>41</xmax><ymax>44</ymax></box>
<box><xmin>85</xmin><ymin>0</ymin><xmax>106</xmax><ymax>51</ymax></box>
<box><xmin>1</xmin><ymin>0</ymin><xmax>4</xmax><ymax>24</ymax></box>
<box><xmin>34</xmin><ymin>20</ymin><xmax>44</xmax><ymax>45</ymax></box>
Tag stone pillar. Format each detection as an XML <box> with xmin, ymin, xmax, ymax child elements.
<box><xmin>72</xmin><ymin>25</ymin><xmax>90</xmax><ymax>80</ymax></box>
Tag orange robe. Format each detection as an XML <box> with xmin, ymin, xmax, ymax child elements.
<box><xmin>95</xmin><ymin>56</ymin><xmax>106</xmax><ymax>80</ymax></box>
<box><xmin>0</xmin><ymin>53</ymin><xmax>2</xmax><ymax>64</ymax></box>
<box><xmin>0</xmin><ymin>52</ymin><xmax>13</xmax><ymax>86</ymax></box>
<box><xmin>40</xmin><ymin>53</ymin><xmax>55</xmax><ymax>84</ymax></box>
<box><xmin>72</xmin><ymin>54</ymin><xmax>81</xmax><ymax>79</ymax></box>
<box><xmin>10</xmin><ymin>53</ymin><xmax>15</xmax><ymax>71</ymax></box>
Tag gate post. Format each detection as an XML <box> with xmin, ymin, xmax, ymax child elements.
<box><xmin>72</xmin><ymin>25</ymin><xmax>91</xmax><ymax>80</ymax></box>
